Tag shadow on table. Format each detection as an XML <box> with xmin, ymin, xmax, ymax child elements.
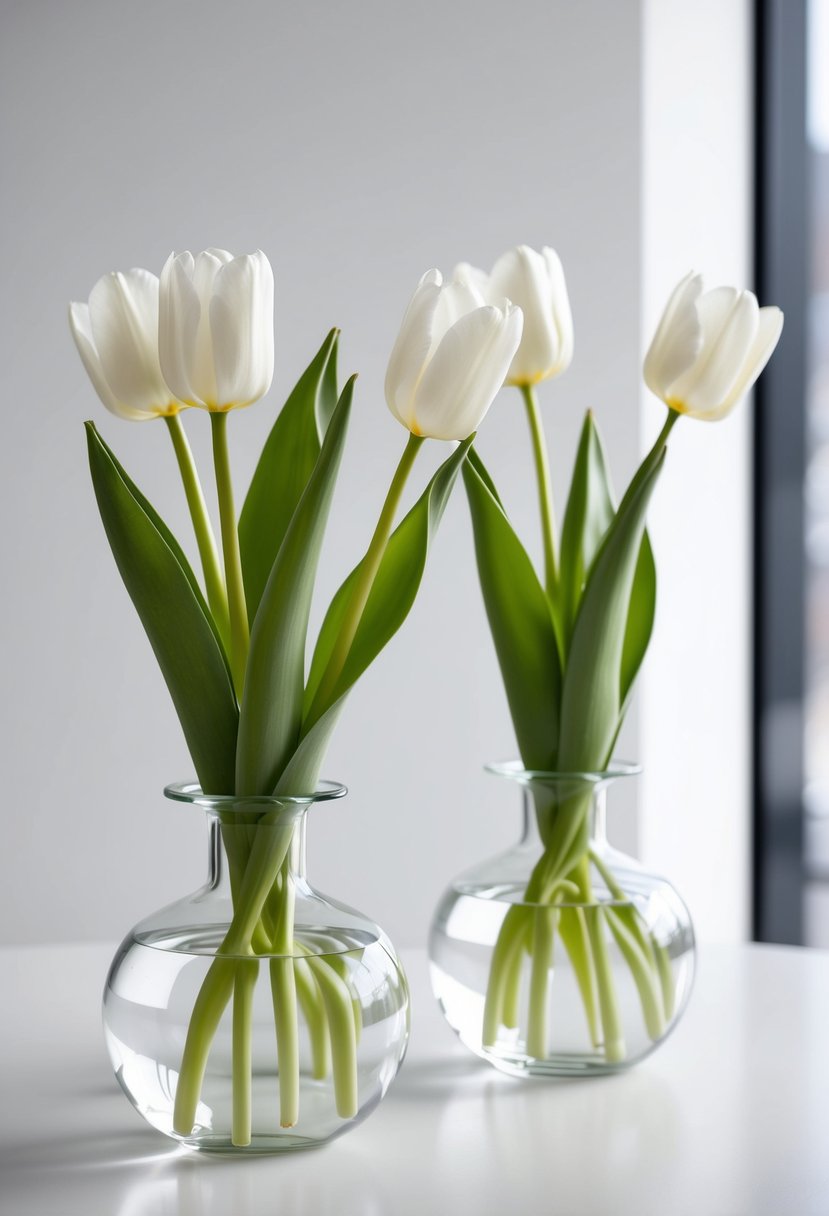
<box><xmin>0</xmin><ymin>1125</ymin><xmax>177</xmax><ymax>1175</ymax></box>
<box><xmin>0</xmin><ymin>1108</ymin><xmax>389</xmax><ymax>1216</ymax></box>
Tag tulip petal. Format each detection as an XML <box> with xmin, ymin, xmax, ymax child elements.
<box><xmin>414</xmin><ymin>303</ymin><xmax>523</xmax><ymax>440</ymax></box>
<box><xmin>452</xmin><ymin>262</ymin><xmax>491</xmax><ymax>299</ymax></box>
<box><xmin>703</xmin><ymin>306</ymin><xmax>784</xmax><ymax>420</ymax></box>
<box><xmin>543</xmin><ymin>246</ymin><xmax>574</xmax><ymax>373</ymax></box>
<box><xmin>69</xmin><ymin>302</ymin><xmax>154</xmax><ymax>421</ymax></box>
<box><xmin>643</xmin><ymin>272</ymin><xmax>704</xmax><ymax>399</ymax></box>
<box><xmin>676</xmin><ymin>289</ymin><xmax>759</xmax><ymax>415</ymax></box>
<box><xmin>88</xmin><ymin>269</ymin><xmax>173</xmax><ymax>415</ymax></box>
<box><xmin>188</xmin><ymin>250</ymin><xmax>234</xmax><ymax>407</ymax></box>
<box><xmin>209</xmin><ymin>251</ymin><xmax>275</xmax><ymax>408</ymax></box>
<box><xmin>490</xmin><ymin>246</ymin><xmax>558</xmax><ymax>384</ymax></box>
<box><xmin>159</xmin><ymin>252</ymin><xmax>203</xmax><ymax>406</ymax></box>
<box><xmin>384</xmin><ymin>270</ymin><xmax>443</xmax><ymax>430</ymax></box>
<box><xmin>432</xmin><ymin>278</ymin><xmax>484</xmax><ymax>335</ymax></box>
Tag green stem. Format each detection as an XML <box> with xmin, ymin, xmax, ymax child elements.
<box><xmin>173</xmin><ymin>957</ymin><xmax>237</xmax><ymax>1135</ymax></box>
<box><xmin>165</xmin><ymin>414</ymin><xmax>231</xmax><ymax>651</ymax></box>
<box><xmin>304</xmin><ymin>954</ymin><xmax>358</xmax><ymax>1118</ymax></box>
<box><xmin>625</xmin><ymin>408</ymin><xmax>679</xmax><ymax>507</ymax></box>
<box><xmin>501</xmin><ymin>918</ymin><xmax>529</xmax><ymax>1028</ymax></box>
<box><xmin>557</xmin><ymin>906</ymin><xmax>601</xmax><ymax>1047</ymax></box>
<box><xmin>589</xmin><ymin>847</ymin><xmax>658</xmax><ymax>970</ymax></box>
<box><xmin>231</xmin><ymin>960</ymin><xmax>258</xmax><ymax>1146</ymax></box>
<box><xmin>305</xmin><ymin>432</ymin><xmax>425</xmax><ymax>726</ymax></box>
<box><xmin>295</xmin><ymin>958</ymin><xmax>331</xmax><ymax>1080</ymax></box>
<box><xmin>482</xmin><ymin>906</ymin><xmax>530</xmax><ymax>1045</ymax></box>
<box><xmin>520</xmin><ymin>383</ymin><xmax>558</xmax><ymax>597</ymax></box>
<box><xmin>211</xmin><ymin>411</ymin><xmax>249</xmax><ymax>698</ymax></box>
<box><xmin>526</xmin><ymin>905</ymin><xmax>556</xmax><ymax>1059</ymax></box>
<box><xmin>269</xmin><ymin>856</ymin><xmax>300</xmax><ymax>1127</ymax></box>
<box><xmin>585</xmin><ymin>906</ymin><xmax>625</xmax><ymax>1062</ymax></box>
<box><xmin>219</xmin><ymin>822</ymin><xmax>295</xmax><ymax>957</ymax></box>
<box><xmin>603</xmin><ymin>906</ymin><xmax>665</xmax><ymax>1041</ymax></box>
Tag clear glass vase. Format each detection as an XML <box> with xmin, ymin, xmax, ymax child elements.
<box><xmin>103</xmin><ymin>781</ymin><xmax>409</xmax><ymax>1153</ymax></box>
<box><xmin>429</xmin><ymin>762</ymin><xmax>695</xmax><ymax>1076</ymax></box>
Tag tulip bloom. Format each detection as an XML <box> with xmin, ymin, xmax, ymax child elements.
<box><xmin>644</xmin><ymin>272</ymin><xmax>784</xmax><ymax>421</ymax></box>
<box><xmin>385</xmin><ymin>270</ymin><xmax>523</xmax><ymax>441</ymax></box>
<box><xmin>159</xmin><ymin>248</ymin><xmax>274</xmax><ymax>412</ymax></box>
<box><xmin>69</xmin><ymin>269</ymin><xmax>183</xmax><ymax>420</ymax></box>
<box><xmin>454</xmin><ymin>245</ymin><xmax>573</xmax><ymax>387</ymax></box>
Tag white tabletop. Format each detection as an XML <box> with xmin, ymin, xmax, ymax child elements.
<box><xmin>1</xmin><ymin>941</ymin><xmax>827</xmax><ymax>1215</ymax></box>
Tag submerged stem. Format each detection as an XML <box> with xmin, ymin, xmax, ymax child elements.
<box><xmin>585</xmin><ymin>906</ymin><xmax>625</xmax><ymax>1062</ymax></box>
<box><xmin>526</xmin><ymin>905</ymin><xmax>556</xmax><ymax>1058</ymax></box>
<box><xmin>270</xmin><ymin>855</ymin><xmax>300</xmax><ymax>1127</ymax></box>
<box><xmin>172</xmin><ymin>957</ymin><xmax>237</xmax><ymax>1136</ymax></box>
<box><xmin>231</xmin><ymin>960</ymin><xmax>258</xmax><ymax>1146</ymax></box>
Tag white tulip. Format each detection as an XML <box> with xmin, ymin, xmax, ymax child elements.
<box><xmin>385</xmin><ymin>270</ymin><xmax>523</xmax><ymax>441</ymax></box>
<box><xmin>644</xmin><ymin>271</ymin><xmax>784</xmax><ymax>421</ymax></box>
<box><xmin>69</xmin><ymin>268</ymin><xmax>182</xmax><ymax>421</ymax></box>
<box><xmin>159</xmin><ymin>248</ymin><xmax>274</xmax><ymax>412</ymax></box>
<box><xmin>454</xmin><ymin>245</ymin><xmax>573</xmax><ymax>386</ymax></box>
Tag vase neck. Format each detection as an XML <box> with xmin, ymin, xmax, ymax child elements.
<box><xmin>520</xmin><ymin>784</ymin><xmax>608</xmax><ymax>848</ymax></box>
<box><xmin>206</xmin><ymin>811</ymin><xmax>308</xmax><ymax>892</ymax></box>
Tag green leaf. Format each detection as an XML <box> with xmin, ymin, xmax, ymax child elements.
<box><xmin>466</xmin><ymin>445</ymin><xmax>505</xmax><ymax>509</ymax></box>
<box><xmin>559</xmin><ymin>410</ymin><xmax>657</xmax><ymax>711</ymax></box>
<box><xmin>620</xmin><ymin>530</ymin><xmax>656</xmax><ymax>706</ymax></box>
<box><xmin>235</xmin><ymin>378</ymin><xmax>354</xmax><ymax>796</ymax></box>
<box><xmin>274</xmin><ymin>700</ymin><xmax>346</xmax><ymax>797</ymax></box>
<box><xmin>239</xmin><ymin>330</ymin><xmax>339</xmax><ymax>626</ymax></box>
<box><xmin>463</xmin><ymin>449</ymin><xmax>561</xmax><ymax>771</ymax></box>
<box><xmin>558</xmin><ymin>448</ymin><xmax>667</xmax><ymax>772</ymax></box>
<box><xmin>316</xmin><ymin>330</ymin><xmax>339</xmax><ymax>435</ymax></box>
<box><xmin>280</xmin><ymin>439</ymin><xmax>472</xmax><ymax>796</ymax></box>
<box><xmin>558</xmin><ymin>411</ymin><xmax>615</xmax><ymax>655</ymax></box>
<box><xmin>85</xmin><ymin>423</ymin><xmax>238</xmax><ymax>793</ymax></box>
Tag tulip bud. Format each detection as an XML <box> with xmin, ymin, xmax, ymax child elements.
<box><xmin>644</xmin><ymin>271</ymin><xmax>784</xmax><ymax>421</ymax></box>
<box><xmin>159</xmin><ymin>248</ymin><xmax>274</xmax><ymax>412</ymax></box>
<box><xmin>385</xmin><ymin>270</ymin><xmax>523</xmax><ymax>441</ymax></box>
<box><xmin>454</xmin><ymin>245</ymin><xmax>573</xmax><ymax>387</ymax></box>
<box><xmin>69</xmin><ymin>268</ymin><xmax>182</xmax><ymax>421</ymax></box>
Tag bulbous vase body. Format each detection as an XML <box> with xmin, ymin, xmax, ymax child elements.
<box><xmin>429</xmin><ymin>763</ymin><xmax>695</xmax><ymax>1076</ymax></box>
<box><xmin>103</xmin><ymin>782</ymin><xmax>409</xmax><ymax>1152</ymax></box>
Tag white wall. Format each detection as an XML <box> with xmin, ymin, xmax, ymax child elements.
<box><xmin>0</xmin><ymin>0</ymin><xmax>751</xmax><ymax>948</ymax></box>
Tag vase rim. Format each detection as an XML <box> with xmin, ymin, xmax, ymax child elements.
<box><xmin>164</xmin><ymin>779</ymin><xmax>348</xmax><ymax>811</ymax></box>
<box><xmin>485</xmin><ymin>759</ymin><xmax>641</xmax><ymax>785</ymax></box>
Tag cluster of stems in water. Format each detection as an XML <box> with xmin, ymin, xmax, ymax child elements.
<box><xmin>159</xmin><ymin>396</ymin><xmax>429</xmax><ymax>1144</ymax></box>
<box><xmin>482</xmin><ymin>791</ymin><xmax>675</xmax><ymax>1063</ymax></box>
<box><xmin>173</xmin><ymin>814</ymin><xmax>362</xmax><ymax>1145</ymax></box>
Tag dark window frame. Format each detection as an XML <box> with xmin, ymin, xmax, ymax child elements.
<box><xmin>753</xmin><ymin>0</ymin><xmax>809</xmax><ymax>943</ymax></box>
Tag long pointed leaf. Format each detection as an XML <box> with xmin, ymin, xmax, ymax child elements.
<box><xmin>239</xmin><ymin>330</ymin><xmax>339</xmax><ymax>625</ymax></box>
<box><xmin>558</xmin><ymin>411</ymin><xmax>615</xmax><ymax>654</ymax></box>
<box><xmin>236</xmin><ymin>379</ymin><xmax>354</xmax><ymax>796</ymax></box>
<box><xmin>280</xmin><ymin>440</ymin><xmax>472</xmax><ymax>794</ymax></box>
<box><xmin>86</xmin><ymin>423</ymin><xmax>238</xmax><ymax>793</ymax></box>
<box><xmin>621</xmin><ymin>531</ymin><xmax>656</xmax><ymax>705</ymax></box>
<box><xmin>464</xmin><ymin>450</ymin><xmax>561</xmax><ymax>772</ymax></box>
<box><xmin>558</xmin><ymin>448</ymin><xmax>667</xmax><ymax>771</ymax></box>
<box><xmin>560</xmin><ymin>411</ymin><xmax>658</xmax><ymax>714</ymax></box>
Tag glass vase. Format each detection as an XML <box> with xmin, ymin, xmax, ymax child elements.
<box><xmin>103</xmin><ymin>781</ymin><xmax>409</xmax><ymax>1152</ymax></box>
<box><xmin>429</xmin><ymin>762</ymin><xmax>695</xmax><ymax>1076</ymax></box>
